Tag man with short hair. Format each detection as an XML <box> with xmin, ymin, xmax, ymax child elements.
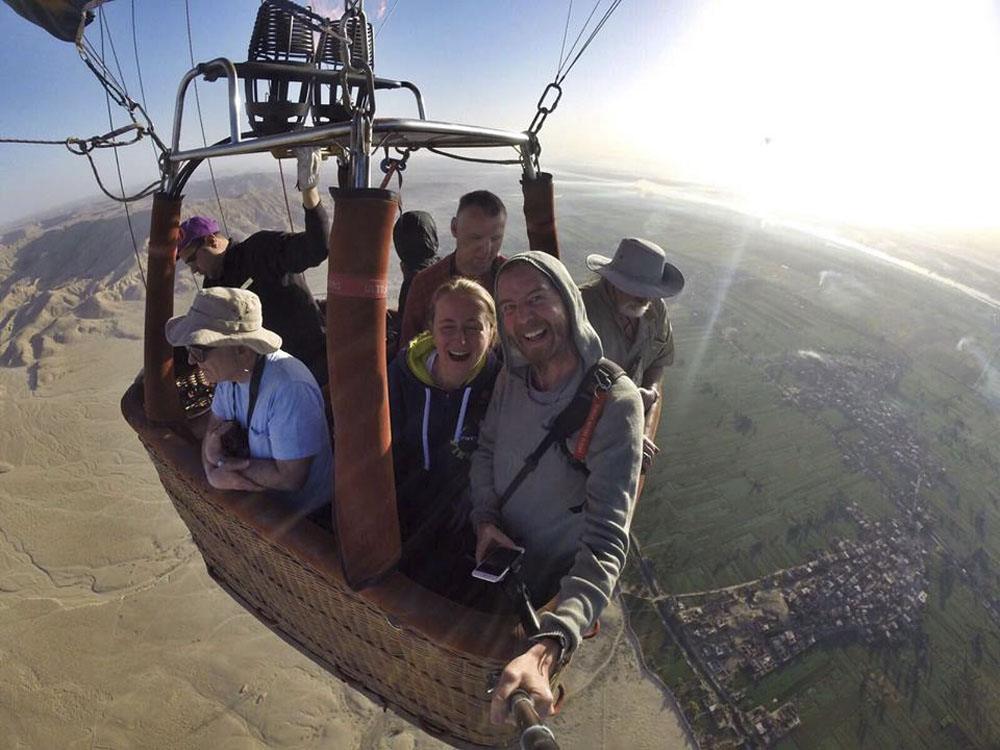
<box><xmin>165</xmin><ymin>287</ymin><xmax>332</xmax><ymax>515</ymax></box>
<box><xmin>397</xmin><ymin>190</ymin><xmax>507</xmax><ymax>347</ymax></box>
<box><xmin>581</xmin><ymin>238</ymin><xmax>684</xmax><ymax>468</ymax></box>
<box><xmin>177</xmin><ymin>147</ymin><xmax>330</xmax><ymax>384</ymax></box>
<box><xmin>469</xmin><ymin>252</ymin><xmax>644</xmax><ymax>724</ymax></box>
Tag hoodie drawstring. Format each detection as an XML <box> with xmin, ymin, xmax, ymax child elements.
<box><xmin>453</xmin><ymin>387</ymin><xmax>472</xmax><ymax>444</ymax></box>
<box><xmin>421</xmin><ymin>385</ymin><xmax>474</xmax><ymax>472</ymax></box>
<box><xmin>421</xmin><ymin>388</ymin><xmax>432</xmax><ymax>471</ymax></box>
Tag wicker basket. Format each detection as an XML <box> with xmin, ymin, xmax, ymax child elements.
<box><xmin>121</xmin><ymin>381</ymin><xmax>522</xmax><ymax>748</ymax></box>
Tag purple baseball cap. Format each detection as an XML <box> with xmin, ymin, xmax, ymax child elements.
<box><xmin>178</xmin><ymin>216</ymin><xmax>220</xmax><ymax>254</ymax></box>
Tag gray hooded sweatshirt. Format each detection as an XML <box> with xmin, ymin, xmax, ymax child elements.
<box><xmin>469</xmin><ymin>251</ymin><xmax>644</xmax><ymax>658</ymax></box>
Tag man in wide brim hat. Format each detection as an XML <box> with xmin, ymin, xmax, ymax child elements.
<box><xmin>586</xmin><ymin>237</ymin><xmax>685</xmax><ymax>300</ymax></box>
<box><xmin>165</xmin><ymin>286</ymin><xmax>283</xmax><ymax>359</ymax></box>
<box><xmin>580</xmin><ymin>237</ymin><xmax>686</xmax><ymax>470</ymax></box>
<box><xmin>165</xmin><ymin>287</ymin><xmax>333</xmax><ymax>515</ymax></box>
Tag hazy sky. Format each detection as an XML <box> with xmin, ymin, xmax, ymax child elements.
<box><xmin>2</xmin><ymin>0</ymin><xmax>1000</xmax><ymax>228</ymax></box>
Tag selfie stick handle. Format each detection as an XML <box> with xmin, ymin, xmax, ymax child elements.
<box><xmin>509</xmin><ymin>690</ymin><xmax>560</xmax><ymax>750</ymax></box>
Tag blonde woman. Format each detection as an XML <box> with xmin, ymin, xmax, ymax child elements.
<box><xmin>388</xmin><ymin>277</ymin><xmax>500</xmax><ymax>549</ymax></box>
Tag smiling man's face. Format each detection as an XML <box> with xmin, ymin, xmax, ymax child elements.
<box><xmin>497</xmin><ymin>262</ymin><xmax>572</xmax><ymax>367</ymax></box>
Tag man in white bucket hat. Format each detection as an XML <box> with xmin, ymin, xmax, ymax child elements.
<box><xmin>166</xmin><ymin>287</ymin><xmax>332</xmax><ymax>515</ymax></box>
<box><xmin>581</xmin><ymin>237</ymin><xmax>684</xmax><ymax>468</ymax></box>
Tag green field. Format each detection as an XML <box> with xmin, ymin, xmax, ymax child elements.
<box><xmin>603</xmin><ymin>199</ymin><xmax>1000</xmax><ymax>748</ymax></box>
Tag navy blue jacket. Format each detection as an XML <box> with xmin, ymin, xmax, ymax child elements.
<box><xmin>387</xmin><ymin>334</ymin><xmax>499</xmax><ymax>535</ymax></box>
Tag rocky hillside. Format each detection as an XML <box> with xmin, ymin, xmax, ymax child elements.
<box><xmin>0</xmin><ymin>173</ymin><xmax>310</xmax><ymax>386</ymax></box>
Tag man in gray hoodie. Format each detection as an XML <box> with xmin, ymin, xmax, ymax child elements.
<box><xmin>469</xmin><ymin>252</ymin><xmax>644</xmax><ymax>723</ymax></box>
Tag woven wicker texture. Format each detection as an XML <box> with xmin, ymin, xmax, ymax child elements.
<box><xmin>136</xmin><ymin>430</ymin><xmax>518</xmax><ymax>748</ymax></box>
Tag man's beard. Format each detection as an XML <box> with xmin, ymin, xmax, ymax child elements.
<box><xmin>617</xmin><ymin>300</ymin><xmax>650</xmax><ymax>319</ymax></box>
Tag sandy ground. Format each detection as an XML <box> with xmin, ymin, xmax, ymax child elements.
<box><xmin>0</xmin><ymin>296</ymin><xmax>694</xmax><ymax>749</ymax></box>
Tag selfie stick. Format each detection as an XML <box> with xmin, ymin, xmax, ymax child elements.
<box><xmin>509</xmin><ymin>690</ymin><xmax>560</xmax><ymax>750</ymax></box>
<box><xmin>514</xmin><ymin>578</ymin><xmax>542</xmax><ymax>636</ymax></box>
<box><xmin>504</xmin><ymin>561</ymin><xmax>542</xmax><ymax>636</ymax></box>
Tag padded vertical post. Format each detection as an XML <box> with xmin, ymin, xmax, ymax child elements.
<box><xmin>143</xmin><ymin>192</ymin><xmax>183</xmax><ymax>423</ymax></box>
<box><xmin>521</xmin><ymin>171</ymin><xmax>560</xmax><ymax>258</ymax></box>
<box><xmin>326</xmin><ymin>187</ymin><xmax>401</xmax><ymax>589</ymax></box>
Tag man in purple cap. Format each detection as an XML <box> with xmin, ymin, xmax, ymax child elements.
<box><xmin>580</xmin><ymin>237</ymin><xmax>685</xmax><ymax>468</ymax></box>
<box><xmin>177</xmin><ymin>147</ymin><xmax>330</xmax><ymax>385</ymax></box>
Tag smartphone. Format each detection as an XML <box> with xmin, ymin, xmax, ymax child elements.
<box><xmin>471</xmin><ymin>546</ymin><xmax>525</xmax><ymax>583</ymax></box>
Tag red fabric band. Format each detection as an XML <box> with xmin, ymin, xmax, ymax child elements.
<box><xmin>328</xmin><ymin>273</ymin><xmax>388</xmax><ymax>299</ymax></box>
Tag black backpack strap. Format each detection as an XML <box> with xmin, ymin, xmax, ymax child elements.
<box><xmin>245</xmin><ymin>354</ymin><xmax>267</xmax><ymax>428</ymax></box>
<box><xmin>496</xmin><ymin>359</ymin><xmax>625</xmax><ymax>511</ymax></box>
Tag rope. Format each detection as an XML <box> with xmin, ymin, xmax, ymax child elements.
<box><xmin>276</xmin><ymin>159</ymin><xmax>296</xmax><ymax>232</ymax></box>
<box><xmin>1</xmin><ymin>5</ymin><xmax>164</xmax><ymax>207</ymax></box>
<box><xmin>425</xmin><ymin>146</ymin><xmax>523</xmax><ymax>165</ymax></box>
<box><xmin>184</xmin><ymin>0</ymin><xmax>229</xmax><ymax>236</ymax></box>
<box><xmin>0</xmin><ymin>136</ymin><xmax>84</xmax><ymax>146</ymax></box>
<box><xmin>0</xmin><ymin>134</ymin><xmax>158</xmax><ymax>202</ymax></box>
<box><xmin>78</xmin><ymin>150</ymin><xmax>161</xmax><ymax>203</ymax></box>
<box><xmin>76</xmin><ymin>31</ymin><xmax>167</xmax><ymax>154</ymax></box>
<box><xmin>100</xmin><ymin>8</ymin><xmax>146</xmax><ymax>288</ymax></box>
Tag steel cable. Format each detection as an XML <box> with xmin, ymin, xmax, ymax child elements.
<box><xmin>130</xmin><ymin>0</ymin><xmax>160</xmax><ymax>164</ymax></box>
<box><xmin>375</xmin><ymin>0</ymin><xmax>401</xmax><ymax>39</ymax></box>
<box><xmin>276</xmin><ymin>159</ymin><xmax>296</xmax><ymax>232</ymax></box>
<box><xmin>556</xmin><ymin>0</ymin><xmax>574</xmax><ymax>77</ymax></box>
<box><xmin>99</xmin><ymin>7</ymin><xmax>146</xmax><ymax>287</ymax></box>
<box><xmin>556</xmin><ymin>0</ymin><xmax>623</xmax><ymax>85</ymax></box>
<box><xmin>183</xmin><ymin>0</ymin><xmax>230</xmax><ymax>236</ymax></box>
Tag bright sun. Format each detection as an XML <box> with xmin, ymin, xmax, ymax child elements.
<box><xmin>624</xmin><ymin>0</ymin><xmax>1000</xmax><ymax>227</ymax></box>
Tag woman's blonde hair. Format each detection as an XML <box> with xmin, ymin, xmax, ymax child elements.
<box><xmin>427</xmin><ymin>277</ymin><xmax>497</xmax><ymax>343</ymax></box>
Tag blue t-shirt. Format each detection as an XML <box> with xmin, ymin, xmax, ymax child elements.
<box><xmin>211</xmin><ymin>351</ymin><xmax>332</xmax><ymax>514</ymax></box>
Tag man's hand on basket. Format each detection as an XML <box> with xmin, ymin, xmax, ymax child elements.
<box><xmin>490</xmin><ymin>639</ymin><xmax>560</xmax><ymax>725</ymax></box>
<box><xmin>206</xmin><ymin>463</ymin><xmax>263</xmax><ymax>491</ymax></box>
<box><xmin>641</xmin><ymin>435</ymin><xmax>660</xmax><ymax>472</ymax></box>
<box><xmin>204</xmin><ymin>420</ymin><xmax>239</xmax><ymax>466</ymax></box>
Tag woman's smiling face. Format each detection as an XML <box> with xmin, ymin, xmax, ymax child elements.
<box><xmin>430</xmin><ymin>291</ymin><xmax>492</xmax><ymax>389</ymax></box>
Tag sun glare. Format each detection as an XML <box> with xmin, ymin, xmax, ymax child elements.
<box><xmin>627</xmin><ymin>0</ymin><xmax>1000</xmax><ymax>227</ymax></box>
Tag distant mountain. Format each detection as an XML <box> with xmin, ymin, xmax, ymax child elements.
<box><xmin>0</xmin><ymin>173</ymin><xmax>313</xmax><ymax>374</ymax></box>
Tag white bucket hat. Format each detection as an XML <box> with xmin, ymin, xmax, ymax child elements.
<box><xmin>165</xmin><ymin>287</ymin><xmax>282</xmax><ymax>355</ymax></box>
<box><xmin>586</xmin><ymin>238</ymin><xmax>685</xmax><ymax>299</ymax></box>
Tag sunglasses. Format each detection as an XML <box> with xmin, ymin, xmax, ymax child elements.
<box><xmin>179</xmin><ymin>236</ymin><xmax>212</xmax><ymax>264</ymax></box>
<box><xmin>186</xmin><ymin>345</ymin><xmax>213</xmax><ymax>363</ymax></box>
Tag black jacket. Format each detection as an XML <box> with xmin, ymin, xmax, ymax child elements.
<box><xmin>205</xmin><ymin>203</ymin><xmax>330</xmax><ymax>383</ymax></box>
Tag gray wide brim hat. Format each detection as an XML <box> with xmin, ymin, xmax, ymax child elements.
<box><xmin>586</xmin><ymin>237</ymin><xmax>685</xmax><ymax>299</ymax></box>
<box><xmin>165</xmin><ymin>287</ymin><xmax>282</xmax><ymax>355</ymax></box>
